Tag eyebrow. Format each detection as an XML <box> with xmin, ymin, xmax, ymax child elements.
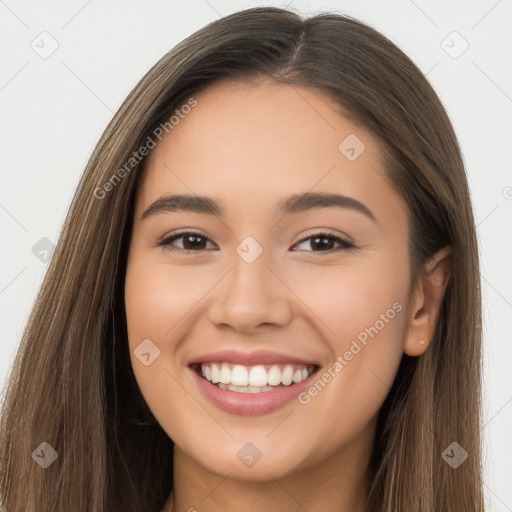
<box><xmin>141</xmin><ymin>192</ymin><xmax>377</xmax><ymax>222</ymax></box>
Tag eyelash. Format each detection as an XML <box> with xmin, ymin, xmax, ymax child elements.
<box><xmin>156</xmin><ymin>230</ymin><xmax>354</xmax><ymax>254</ymax></box>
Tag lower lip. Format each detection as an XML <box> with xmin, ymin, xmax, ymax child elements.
<box><xmin>190</xmin><ymin>367</ymin><xmax>318</xmax><ymax>416</ymax></box>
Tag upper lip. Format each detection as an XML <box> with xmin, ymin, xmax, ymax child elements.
<box><xmin>188</xmin><ymin>349</ymin><xmax>319</xmax><ymax>367</ymax></box>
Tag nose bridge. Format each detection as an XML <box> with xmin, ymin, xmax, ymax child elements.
<box><xmin>208</xmin><ymin>233</ymin><xmax>292</xmax><ymax>331</ymax></box>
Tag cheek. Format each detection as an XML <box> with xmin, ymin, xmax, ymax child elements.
<box><xmin>123</xmin><ymin>250</ymin><xmax>225</xmax><ymax>422</ymax></box>
<box><xmin>286</xmin><ymin>254</ymin><xmax>409</xmax><ymax>410</ymax></box>
<box><xmin>124</xmin><ymin>253</ymin><xmax>204</xmax><ymax>437</ymax></box>
<box><xmin>287</xmin><ymin>255</ymin><xmax>408</xmax><ymax>349</ymax></box>
<box><xmin>124</xmin><ymin>253</ymin><xmax>212</xmax><ymax>344</ymax></box>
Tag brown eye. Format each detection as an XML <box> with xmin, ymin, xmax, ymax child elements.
<box><xmin>157</xmin><ymin>231</ymin><xmax>353</xmax><ymax>254</ymax></box>
<box><xmin>159</xmin><ymin>232</ymin><xmax>217</xmax><ymax>252</ymax></box>
<box><xmin>292</xmin><ymin>233</ymin><xmax>353</xmax><ymax>253</ymax></box>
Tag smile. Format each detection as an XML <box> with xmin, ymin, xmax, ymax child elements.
<box><xmin>197</xmin><ymin>362</ymin><xmax>317</xmax><ymax>393</ymax></box>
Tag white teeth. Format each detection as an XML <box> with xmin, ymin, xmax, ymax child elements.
<box><xmin>248</xmin><ymin>365</ymin><xmax>267</xmax><ymax>387</ymax></box>
<box><xmin>281</xmin><ymin>365</ymin><xmax>294</xmax><ymax>385</ymax></box>
<box><xmin>231</xmin><ymin>365</ymin><xmax>249</xmax><ymax>386</ymax></box>
<box><xmin>226</xmin><ymin>384</ymin><xmax>275</xmax><ymax>393</ymax></box>
<box><xmin>267</xmin><ymin>365</ymin><xmax>281</xmax><ymax>386</ymax></box>
<box><xmin>211</xmin><ymin>363</ymin><xmax>220</xmax><ymax>383</ymax></box>
<box><xmin>199</xmin><ymin>362</ymin><xmax>314</xmax><ymax>391</ymax></box>
<box><xmin>219</xmin><ymin>364</ymin><xmax>231</xmax><ymax>384</ymax></box>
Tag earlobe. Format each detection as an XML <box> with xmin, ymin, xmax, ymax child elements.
<box><xmin>403</xmin><ymin>245</ymin><xmax>453</xmax><ymax>356</ymax></box>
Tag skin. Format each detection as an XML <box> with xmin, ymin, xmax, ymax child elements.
<box><xmin>124</xmin><ymin>78</ymin><xmax>452</xmax><ymax>512</ymax></box>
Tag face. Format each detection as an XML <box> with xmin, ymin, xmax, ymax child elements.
<box><xmin>124</xmin><ymin>78</ymin><xmax>414</xmax><ymax>482</ymax></box>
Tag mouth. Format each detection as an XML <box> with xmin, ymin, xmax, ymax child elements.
<box><xmin>187</xmin><ymin>349</ymin><xmax>321</xmax><ymax>415</ymax></box>
<box><xmin>191</xmin><ymin>362</ymin><xmax>319</xmax><ymax>394</ymax></box>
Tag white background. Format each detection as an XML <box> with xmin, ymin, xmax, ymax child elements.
<box><xmin>0</xmin><ymin>0</ymin><xmax>511</xmax><ymax>509</ymax></box>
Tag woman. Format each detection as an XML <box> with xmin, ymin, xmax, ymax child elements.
<box><xmin>0</xmin><ymin>6</ymin><xmax>485</xmax><ymax>511</ymax></box>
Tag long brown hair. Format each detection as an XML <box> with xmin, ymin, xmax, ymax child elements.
<box><xmin>0</xmin><ymin>6</ymin><xmax>485</xmax><ymax>511</ymax></box>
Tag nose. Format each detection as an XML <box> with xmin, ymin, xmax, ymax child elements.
<box><xmin>207</xmin><ymin>248</ymin><xmax>293</xmax><ymax>334</ymax></box>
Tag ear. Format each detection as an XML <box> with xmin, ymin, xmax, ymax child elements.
<box><xmin>404</xmin><ymin>245</ymin><xmax>453</xmax><ymax>356</ymax></box>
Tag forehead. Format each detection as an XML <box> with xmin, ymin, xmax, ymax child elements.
<box><xmin>135</xmin><ymin>79</ymin><xmax>406</xmax><ymax>228</ymax></box>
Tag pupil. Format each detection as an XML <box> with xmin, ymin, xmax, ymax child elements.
<box><xmin>184</xmin><ymin>235</ymin><xmax>203</xmax><ymax>250</ymax></box>
<box><xmin>313</xmin><ymin>237</ymin><xmax>331</xmax><ymax>250</ymax></box>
